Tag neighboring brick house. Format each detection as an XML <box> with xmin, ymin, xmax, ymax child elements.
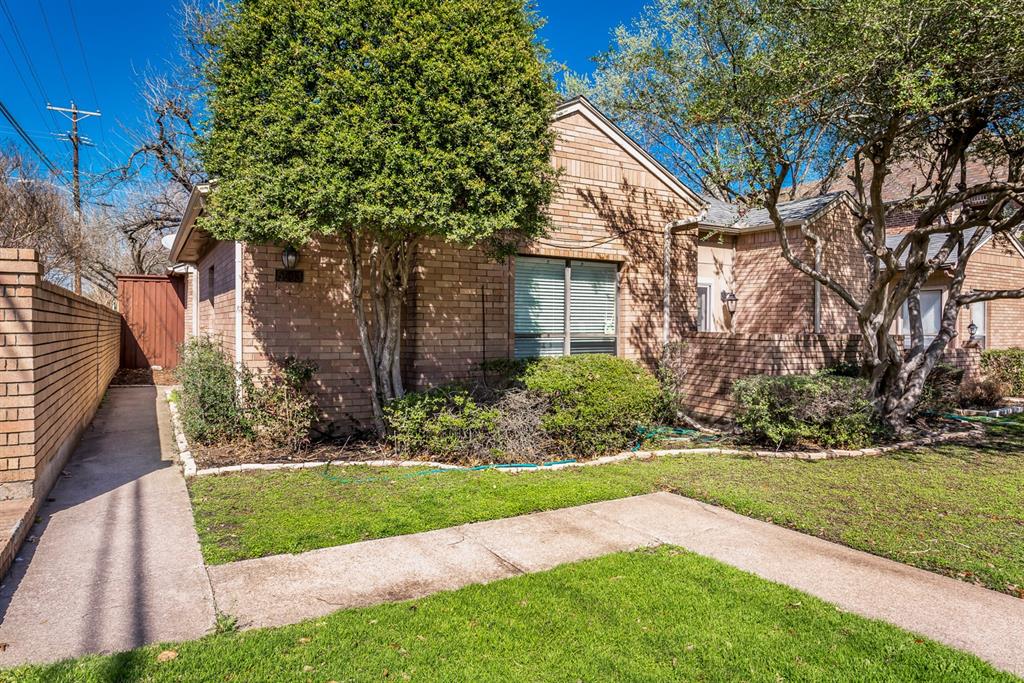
<box><xmin>799</xmin><ymin>157</ymin><xmax>1024</xmax><ymax>350</ymax></box>
<box><xmin>172</xmin><ymin>97</ymin><xmax>708</xmax><ymax>430</ymax></box>
<box><xmin>690</xmin><ymin>192</ymin><xmax>868</xmax><ymax>335</ymax></box>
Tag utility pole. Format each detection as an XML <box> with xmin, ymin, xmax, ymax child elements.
<box><xmin>48</xmin><ymin>101</ymin><xmax>100</xmax><ymax>295</ymax></box>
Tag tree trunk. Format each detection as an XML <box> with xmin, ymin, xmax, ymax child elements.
<box><xmin>343</xmin><ymin>231</ymin><xmax>415</xmax><ymax>433</ymax></box>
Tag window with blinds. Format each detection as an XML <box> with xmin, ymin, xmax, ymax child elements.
<box><xmin>514</xmin><ymin>256</ymin><xmax>617</xmax><ymax>358</ymax></box>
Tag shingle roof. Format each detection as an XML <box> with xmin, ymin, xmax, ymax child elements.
<box><xmin>883</xmin><ymin>227</ymin><xmax>987</xmax><ymax>267</ymax></box>
<box><xmin>698</xmin><ymin>192</ymin><xmax>847</xmax><ymax>230</ymax></box>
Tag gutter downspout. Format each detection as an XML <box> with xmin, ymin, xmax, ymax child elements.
<box><xmin>801</xmin><ymin>221</ymin><xmax>823</xmax><ymax>334</ymax></box>
<box><xmin>191</xmin><ymin>265</ymin><xmax>199</xmax><ymax>338</ymax></box>
<box><xmin>234</xmin><ymin>241</ymin><xmax>244</xmax><ymax>370</ymax></box>
<box><xmin>663</xmin><ymin>214</ymin><xmax>705</xmax><ymax>347</ymax></box>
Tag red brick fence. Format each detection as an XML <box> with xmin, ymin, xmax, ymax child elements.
<box><xmin>673</xmin><ymin>331</ymin><xmax>980</xmax><ymax>421</ymax></box>
<box><xmin>0</xmin><ymin>250</ymin><xmax>119</xmax><ymax>574</ymax></box>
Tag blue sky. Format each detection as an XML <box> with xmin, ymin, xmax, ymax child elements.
<box><xmin>0</xmin><ymin>0</ymin><xmax>642</xmax><ymax>187</ymax></box>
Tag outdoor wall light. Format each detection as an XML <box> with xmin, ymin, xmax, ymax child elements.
<box><xmin>282</xmin><ymin>245</ymin><xmax>300</xmax><ymax>270</ymax></box>
<box><xmin>968</xmin><ymin>322</ymin><xmax>979</xmax><ymax>339</ymax></box>
<box><xmin>722</xmin><ymin>291</ymin><xmax>739</xmax><ymax>314</ymax></box>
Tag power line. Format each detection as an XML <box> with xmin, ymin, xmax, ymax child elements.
<box><xmin>0</xmin><ymin>0</ymin><xmax>61</xmax><ymax>131</ymax></box>
<box><xmin>65</xmin><ymin>1</ymin><xmax>101</xmax><ymax>122</ymax></box>
<box><xmin>0</xmin><ymin>98</ymin><xmax>63</xmax><ymax>178</ymax></box>
<box><xmin>35</xmin><ymin>0</ymin><xmax>73</xmax><ymax>98</ymax></box>
<box><xmin>48</xmin><ymin>101</ymin><xmax>101</xmax><ymax>295</ymax></box>
<box><xmin>0</xmin><ymin>30</ymin><xmax>54</xmax><ymax>134</ymax></box>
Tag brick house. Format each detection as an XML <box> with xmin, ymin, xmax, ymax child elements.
<box><xmin>172</xmin><ymin>97</ymin><xmax>711</xmax><ymax>429</ymax></box>
<box><xmin>169</xmin><ymin>97</ymin><xmax>1013</xmax><ymax>428</ymax></box>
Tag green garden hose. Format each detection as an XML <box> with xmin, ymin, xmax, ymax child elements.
<box><xmin>321</xmin><ymin>458</ymin><xmax>578</xmax><ymax>486</ymax></box>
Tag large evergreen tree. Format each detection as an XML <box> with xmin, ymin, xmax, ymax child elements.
<box><xmin>200</xmin><ymin>0</ymin><xmax>558</xmax><ymax>430</ymax></box>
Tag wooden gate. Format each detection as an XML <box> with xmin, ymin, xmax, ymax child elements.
<box><xmin>117</xmin><ymin>274</ymin><xmax>186</xmax><ymax>369</ymax></box>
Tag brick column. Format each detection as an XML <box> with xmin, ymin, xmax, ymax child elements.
<box><xmin>0</xmin><ymin>249</ymin><xmax>42</xmax><ymax>499</ymax></box>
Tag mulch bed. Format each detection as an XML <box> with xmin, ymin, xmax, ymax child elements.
<box><xmin>110</xmin><ymin>367</ymin><xmax>177</xmax><ymax>386</ymax></box>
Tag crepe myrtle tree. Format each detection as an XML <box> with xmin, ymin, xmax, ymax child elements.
<box><xmin>199</xmin><ymin>0</ymin><xmax>558</xmax><ymax>430</ymax></box>
<box><xmin>576</xmin><ymin>0</ymin><xmax>1024</xmax><ymax>431</ymax></box>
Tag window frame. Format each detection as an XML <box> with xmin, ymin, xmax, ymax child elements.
<box><xmin>696</xmin><ymin>279</ymin><xmax>714</xmax><ymax>332</ymax></box>
<box><xmin>512</xmin><ymin>256</ymin><xmax>619</xmax><ymax>358</ymax></box>
<box><xmin>901</xmin><ymin>288</ymin><xmax>944</xmax><ymax>348</ymax></box>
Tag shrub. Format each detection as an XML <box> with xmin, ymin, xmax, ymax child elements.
<box><xmin>384</xmin><ymin>385</ymin><xmax>500</xmax><ymax>459</ymax></box>
<box><xmin>657</xmin><ymin>342</ymin><xmax>689</xmax><ymax>423</ymax></box>
<box><xmin>175</xmin><ymin>337</ymin><xmax>245</xmax><ymax>445</ymax></box>
<box><xmin>918</xmin><ymin>364</ymin><xmax>965</xmax><ymax>414</ymax></box>
<box><xmin>959</xmin><ymin>378</ymin><xmax>1005</xmax><ymax>409</ymax></box>
<box><xmin>981</xmin><ymin>348</ymin><xmax>1024</xmax><ymax>397</ymax></box>
<box><xmin>245</xmin><ymin>357</ymin><xmax>320</xmax><ymax>450</ymax></box>
<box><xmin>521</xmin><ymin>355</ymin><xmax>663</xmax><ymax>455</ymax></box>
<box><xmin>733</xmin><ymin>373</ymin><xmax>878</xmax><ymax>449</ymax></box>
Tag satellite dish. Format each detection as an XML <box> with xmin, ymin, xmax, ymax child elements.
<box><xmin>161</xmin><ymin>232</ymin><xmax>177</xmax><ymax>250</ymax></box>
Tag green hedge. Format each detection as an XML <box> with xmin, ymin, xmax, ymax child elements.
<box><xmin>733</xmin><ymin>373</ymin><xmax>880</xmax><ymax>449</ymax></box>
<box><xmin>383</xmin><ymin>386</ymin><xmax>500</xmax><ymax>459</ymax></box>
<box><xmin>522</xmin><ymin>355</ymin><xmax>664</xmax><ymax>455</ymax></box>
<box><xmin>981</xmin><ymin>348</ymin><xmax>1024</xmax><ymax>397</ymax></box>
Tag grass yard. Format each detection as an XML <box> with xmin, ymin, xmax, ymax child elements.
<box><xmin>190</xmin><ymin>416</ymin><xmax>1024</xmax><ymax>596</ymax></box>
<box><xmin>3</xmin><ymin>547</ymin><xmax>1012</xmax><ymax>682</ymax></box>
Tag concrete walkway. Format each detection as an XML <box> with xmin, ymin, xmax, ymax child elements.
<box><xmin>0</xmin><ymin>386</ymin><xmax>215</xmax><ymax>667</ymax></box>
<box><xmin>2</xmin><ymin>391</ymin><xmax>1021</xmax><ymax>676</ymax></box>
<box><xmin>210</xmin><ymin>492</ymin><xmax>1024</xmax><ymax>677</ymax></box>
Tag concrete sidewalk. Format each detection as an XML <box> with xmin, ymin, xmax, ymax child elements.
<box><xmin>0</xmin><ymin>387</ymin><xmax>215</xmax><ymax>667</ymax></box>
<box><xmin>210</xmin><ymin>492</ymin><xmax>1024</xmax><ymax>677</ymax></box>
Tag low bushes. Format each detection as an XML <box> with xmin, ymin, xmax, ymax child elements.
<box><xmin>384</xmin><ymin>386</ymin><xmax>501</xmax><ymax>459</ymax></box>
<box><xmin>522</xmin><ymin>355</ymin><xmax>664</xmax><ymax>455</ymax></box>
<box><xmin>918</xmin><ymin>364</ymin><xmax>965</xmax><ymax>413</ymax></box>
<box><xmin>176</xmin><ymin>337</ymin><xmax>244</xmax><ymax>444</ymax></box>
<box><xmin>733</xmin><ymin>373</ymin><xmax>879</xmax><ymax>449</ymax></box>
<box><xmin>175</xmin><ymin>337</ymin><xmax>319</xmax><ymax>449</ymax></box>
<box><xmin>981</xmin><ymin>348</ymin><xmax>1024</xmax><ymax>397</ymax></box>
<box><xmin>385</xmin><ymin>355</ymin><xmax>663</xmax><ymax>461</ymax></box>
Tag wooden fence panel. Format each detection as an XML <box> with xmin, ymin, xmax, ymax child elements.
<box><xmin>117</xmin><ymin>274</ymin><xmax>186</xmax><ymax>369</ymax></box>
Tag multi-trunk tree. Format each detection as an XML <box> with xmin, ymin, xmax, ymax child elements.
<box><xmin>576</xmin><ymin>0</ymin><xmax>1024</xmax><ymax>430</ymax></box>
<box><xmin>200</xmin><ymin>0</ymin><xmax>558</xmax><ymax>430</ymax></box>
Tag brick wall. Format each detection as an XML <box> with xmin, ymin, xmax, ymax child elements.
<box><xmin>0</xmin><ymin>249</ymin><xmax>119</xmax><ymax>501</ymax></box>
<box><xmin>671</xmin><ymin>331</ymin><xmax>861</xmax><ymax>420</ymax></box>
<box><xmin>962</xmin><ymin>235</ymin><xmax>1024</xmax><ymax>349</ymax></box>
<box><xmin>731</xmin><ymin>203</ymin><xmax>867</xmax><ymax>335</ymax></box>
<box><xmin>195</xmin><ymin>241</ymin><xmax>237</xmax><ymax>359</ymax></box>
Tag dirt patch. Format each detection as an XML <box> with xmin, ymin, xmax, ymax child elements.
<box><xmin>111</xmin><ymin>367</ymin><xmax>177</xmax><ymax>386</ymax></box>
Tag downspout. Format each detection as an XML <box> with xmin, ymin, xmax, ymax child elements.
<box><xmin>803</xmin><ymin>223</ymin><xmax>823</xmax><ymax>334</ymax></box>
<box><xmin>663</xmin><ymin>214</ymin><xmax>705</xmax><ymax>346</ymax></box>
<box><xmin>191</xmin><ymin>265</ymin><xmax>199</xmax><ymax>338</ymax></box>
<box><xmin>234</xmin><ymin>241</ymin><xmax>244</xmax><ymax>370</ymax></box>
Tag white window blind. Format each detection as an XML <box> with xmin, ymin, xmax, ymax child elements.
<box><xmin>569</xmin><ymin>260</ymin><xmax>617</xmax><ymax>354</ymax></box>
<box><xmin>514</xmin><ymin>257</ymin><xmax>565</xmax><ymax>358</ymax></box>
<box><xmin>902</xmin><ymin>290</ymin><xmax>943</xmax><ymax>347</ymax></box>
<box><xmin>514</xmin><ymin>257</ymin><xmax>617</xmax><ymax>358</ymax></box>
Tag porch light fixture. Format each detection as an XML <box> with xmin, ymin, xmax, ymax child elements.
<box><xmin>968</xmin><ymin>322</ymin><xmax>979</xmax><ymax>340</ymax></box>
<box><xmin>282</xmin><ymin>245</ymin><xmax>300</xmax><ymax>270</ymax></box>
<box><xmin>722</xmin><ymin>291</ymin><xmax>739</xmax><ymax>314</ymax></box>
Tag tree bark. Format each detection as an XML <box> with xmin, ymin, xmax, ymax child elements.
<box><xmin>343</xmin><ymin>231</ymin><xmax>415</xmax><ymax>433</ymax></box>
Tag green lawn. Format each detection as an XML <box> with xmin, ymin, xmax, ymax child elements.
<box><xmin>190</xmin><ymin>417</ymin><xmax>1024</xmax><ymax>596</ymax></box>
<box><xmin>4</xmin><ymin>548</ymin><xmax>1012</xmax><ymax>682</ymax></box>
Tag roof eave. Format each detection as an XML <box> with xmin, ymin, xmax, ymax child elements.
<box><xmin>170</xmin><ymin>183</ymin><xmax>212</xmax><ymax>264</ymax></box>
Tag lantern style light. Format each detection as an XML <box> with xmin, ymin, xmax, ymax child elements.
<box><xmin>722</xmin><ymin>291</ymin><xmax>739</xmax><ymax>314</ymax></box>
<box><xmin>282</xmin><ymin>245</ymin><xmax>299</xmax><ymax>270</ymax></box>
<box><xmin>968</xmin><ymin>322</ymin><xmax>979</xmax><ymax>339</ymax></box>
